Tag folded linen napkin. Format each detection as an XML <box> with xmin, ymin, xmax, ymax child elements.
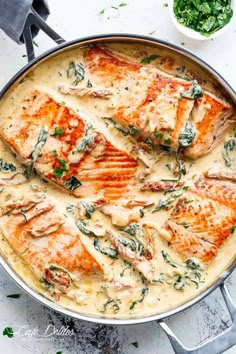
<box><xmin>0</xmin><ymin>0</ymin><xmax>49</xmax><ymax>44</ymax></box>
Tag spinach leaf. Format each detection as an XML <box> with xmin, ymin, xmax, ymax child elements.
<box><xmin>129</xmin><ymin>287</ymin><xmax>149</xmax><ymax>310</ymax></box>
<box><xmin>222</xmin><ymin>138</ymin><xmax>235</xmax><ymax>167</ymax></box>
<box><xmin>161</xmin><ymin>250</ymin><xmax>179</xmax><ymax>268</ymax></box>
<box><xmin>178</xmin><ymin>122</ymin><xmax>196</xmax><ymax>148</ymax></box>
<box><xmin>48</xmin><ymin>265</ymin><xmax>78</xmax><ymax>288</ymax></box>
<box><xmin>77</xmin><ymin>123</ymin><xmax>94</xmax><ymax>152</ymax></box>
<box><xmin>76</xmin><ymin>220</ymin><xmax>97</xmax><ymax>237</ymax></box>
<box><xmin>65</xmin><ymin>176</ymin><xmax>81</xmax><ymax>191</ymax></box>
<box><xmin>0</xmin><ymin>159</ymin><xmax>16</xmax><ymax>172</ymax></box>
<box><xmin>24</xmin><ymin>127</ymin><xmax>48</xmax><ymax>179</ymax></box>
<box><xmin>181</xmin><ymin>80</ymin><xmax>203</xmax><ymax>100</ymax></box>
<box><xmin>67</xmin><ymin>62</ymin><xmax>85</xmax><ymax>85</ymax></box>
<box><xmin>141</xmin><ymin>55</ymin><xmax>158</xmax><ymax>64</ymax></box>
<box><xmin>80</xmin><ymin>201</ymin><xmax>95</xmax><ymax>219</ymax></box>
<box><xmin>102</xmin><ymin>298</ymin><xmax>120</xmax><ymax>314</ymax></box>
<box><xmin>93</xmin><ymin>237</ymin><xmax>118</xmax><ymax>259</ymax></box>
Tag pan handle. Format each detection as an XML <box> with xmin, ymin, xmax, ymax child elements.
<box><xmin>22</xmin><ymin>6</ymin><xmax>65</xmax><ymax>62</ymax></box>
<box><xmin>158</xmin><ymin>283</ymin><xmax>236</xmax><ymax>354</ymax></box>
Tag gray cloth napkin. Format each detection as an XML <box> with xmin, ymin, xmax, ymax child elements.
<box><xmin>0</xmin><ymin>0</ymin><xmax>50</xmax><ymax>44</ymax></box>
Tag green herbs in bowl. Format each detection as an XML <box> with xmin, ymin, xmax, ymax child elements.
<box><xmin>172</xmin><ymin>0</ymin><xmax>234</xmax><ymax>38</ymax></box>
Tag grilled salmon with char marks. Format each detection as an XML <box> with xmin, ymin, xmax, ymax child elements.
<box><xmin>162</xmin><ymin>178</ymin><xmax>236</xmax><ymax>265</ymax></box>
<box><xmin>84</xmin><ymin>47</ymin><xmax>234</xmax><ymax>157</ymax></box>
<box><xmin>0</xmin><ymin>90</ymin><xmax>137</xmax><ymax>201</ymax></box>
<box><xmin>0</xmin><ymin>191</ymin><xmax>111</xmax><ymax>294</ymax></box>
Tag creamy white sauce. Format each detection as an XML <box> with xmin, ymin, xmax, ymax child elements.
<box><xmin>0</xmin><ymin>42</ymin><xmax>235</xmax><ymax>319</ymax></box>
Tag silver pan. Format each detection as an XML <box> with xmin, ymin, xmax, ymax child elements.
<box><xmin>0</xmin><ymin>7</ymin><xmax>236</xmax><ymax>354</ymax></box>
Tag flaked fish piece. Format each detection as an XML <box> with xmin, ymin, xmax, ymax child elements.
<box><xmin>59</xmin><ymin>84</ymin><xmax>113</xmax><ymax>99</ymax></box>
<box><xmin>0</xmin><ymin>90</ymin><xmax>137</xmax><ymax>201</ymax></box>
<box><xmin>98</xmin><ymin>198</ymin><xmax>155</xmax><ymax>227</ymax></box>
<box><xmin>141</xmin><ymin>180</ymin><xmax>184</xmax><ymax>192</ymax></box>
<box><xmin>185</xmin><ymin>93</ymin><xmax>235</xmax><ymax>158</ymax></box>
<box><xmin>205</xmin><ymin>166</ymin><xmax>236</xmax><ymax>182</ymax></box>
<box><xmin>106</xmin><ymin>229</ymin><xmax>155</xmax><ymax>282</ymax></box>
<box><xmin>0</xmin><ymin>172</ymin><xmax>27</xmax><ymax>186</ymax></box>
<box><xmin>0</xmin><ymin>191</ymin><xmax>111</xmax><ymax>294</ymax></box>
<box><xmin>195</xmin><ymin>177</ymin><xmax>236</xmax><ymax>210</ymax></box>
<box><xmin>84</xmin><ymin>47</ymin><xmax>234</xmax><ymax>157</ymax></box>
<box><xmin>161</xmin><ymin>178</ymin><xmax>236</xmax><ymax>265</ymax></box>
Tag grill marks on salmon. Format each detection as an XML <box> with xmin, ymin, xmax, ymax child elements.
<box><xmin>0</xmin><ymin>191</ymin><xmax>111</xmax><ymax>293</ymax></box>
<box><xmin>0</xmin><ymin>91</ymin><xmax>137</xmax><ymax>201</ymax></box>
<box><xmin>163</xmin><ymin>178</ymin><xmax>236</xmax><ymax>265</ymax></box>
<box><xmin>84</xmin><ymin>47</ymin><xmax>234</xmax><ymax>157</ymax></box>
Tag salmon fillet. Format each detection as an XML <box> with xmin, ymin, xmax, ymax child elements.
<box><xmin>0</xmin><ymin>90</ymin><xmax>137</xmax><ymax>201</ymax></box>
<box><xmin>162</xmin><ymin>178</ymin><xmax>236</xmax><ymax>265</ymax></box>
<box><xmin>84</xmin><ymin>47</ymin><xmax>234</xmax><ymax>157</ymax></box>
<box><xmin>0</xmin><ymin>190</ymin><xmax>111</xmax><ymax>293</ymax></box>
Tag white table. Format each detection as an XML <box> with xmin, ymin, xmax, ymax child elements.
<box><xmin>0</xmin><ymin>1</ymin><xmax>235</xmax><ymax>353</ymax></box>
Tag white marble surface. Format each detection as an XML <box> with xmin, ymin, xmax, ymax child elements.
<box><xmin>0</xmin><ymin>1</ymin><xmax>236</xmax><ymax>353</ymax></box>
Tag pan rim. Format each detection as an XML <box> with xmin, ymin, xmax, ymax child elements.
<box><xmin>0</xmin><ymin>33</ymin><xmax>235</xmax><ymax>325</ymax></box>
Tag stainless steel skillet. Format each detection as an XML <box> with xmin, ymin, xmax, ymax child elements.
<box><xmin>0</xmin><ymin>6</ymin><xmax>236</xmax><ymax>354</ymax></box>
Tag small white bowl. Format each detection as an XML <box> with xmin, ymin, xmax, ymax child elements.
<box><xmin>169</xmin><ymin>0</ymin><xmax>236</xmax><ymax>40</ymax></box>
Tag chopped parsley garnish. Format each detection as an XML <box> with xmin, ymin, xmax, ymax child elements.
<box><xmin>141</xmin><ymin>54</ymin><xmax>158</xmax><ymax>64</ymax></box>
<box><xmin>173</xmin><ymin>0</ymin><xmax>233</xmax><ymax>37</ymax></box>
<box><xmin>154</xmin><ymin>130</ymin><xmax>164</xmax><ymax>138</ymax></box>
<box><xmin>53</xmin><ymin>158</ymin><xmax>67</xmax><ymax>177</ymax></box>
<box><xmin>64</xmin><ymin>176</ymin><xmax>81</xmax><ymax>191</ymax></box>
<box><xmin>164</xmin><ymin>137</ymin><xmax>172</xmax><ymax>145</ymax></box>
<box><xmin>231</xmin><ymin>225</ymin><xmax>236</xmax><ymax>234</ymax></box>
<box><xmin>99</xmin><ymin>9</ymin><xmax>105</xmax><ymax>14</ymax></box>
<box><xmin>6</xmin><ymin>294</ymin><xmax>20</xmax><ymax>298</ymax></box>
<box><xmin>51</xmin><ymin>127</ymin><xmax>64</xmax><ymax>138</ymax></box>
<box><xmin>3</xmin><ymin>327</ymin><xmax>14</xmax><ymax>338</ymax></box>
<box><xmin>131</xmin><ymin>341</ymin><xmax>139</xmax><ymax>348</ymax></box>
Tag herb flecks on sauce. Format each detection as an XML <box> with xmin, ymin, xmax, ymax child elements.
<box><xmin>173</xmin><ymin>0</ymin><xmax>233</xmax><ymax>37</ymax></box>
